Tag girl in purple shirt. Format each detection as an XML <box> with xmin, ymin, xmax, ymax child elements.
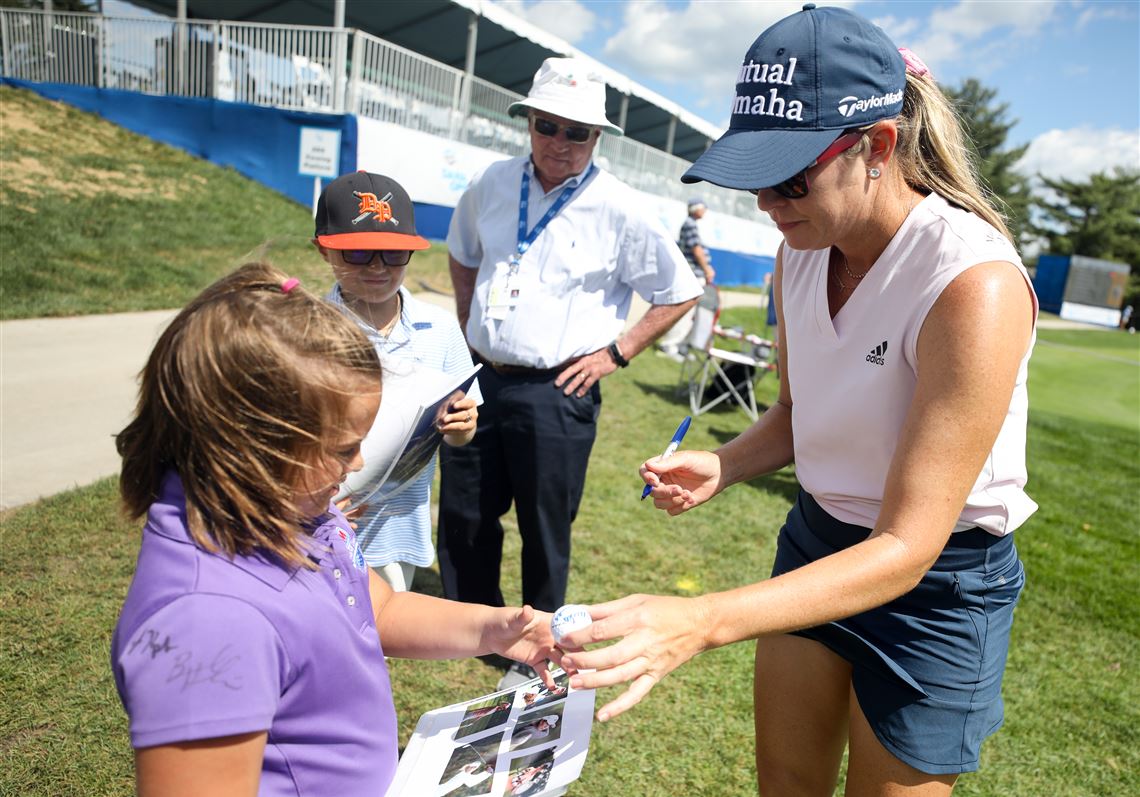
<box><xmin>111</xmin><ymin>263</ymin><xmax>559</xmax><ymax>797</ymax></box>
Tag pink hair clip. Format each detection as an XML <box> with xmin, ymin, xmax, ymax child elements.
<box><xmin>898</xmin><ymin>47</ymin><xmax>931</xmax><ymax>79</ymax></box>
<box><xmin>280</xmin><ymin>277</ymin><xmax>301</xmax><ymax>294</ymax></box>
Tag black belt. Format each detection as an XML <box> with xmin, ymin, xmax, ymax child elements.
<box><xmin>474</xmin><ymin>352</ymin><xmax>580</xmax><ymax>378</ymax></box>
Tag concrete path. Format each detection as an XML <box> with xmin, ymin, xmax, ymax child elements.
<box><xmin>0</xmin><ymin>289</ymin><xmax>1103</xmax><ymax>511</ymax></box>
<box><xmin>1</xmin><ymin>309</ymin><xmax>177</xmax><ymax>510</ymax></box>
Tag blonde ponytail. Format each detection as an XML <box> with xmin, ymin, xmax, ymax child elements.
<box><xmin>892</xmin><ymin>72</ymin><xmax>1013</xmax><ymax>242</ymax></box>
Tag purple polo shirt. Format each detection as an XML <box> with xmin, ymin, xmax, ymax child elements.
<box><xmin>111</xmin><ymin>473</ymin><xmax>399</xmax><ymax>795</ymax></box>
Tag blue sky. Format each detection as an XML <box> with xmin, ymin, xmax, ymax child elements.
<box><xmin>502</xmin><ymin>0</ymin><xmax>1140</xmax><ymax>183</ymax></box>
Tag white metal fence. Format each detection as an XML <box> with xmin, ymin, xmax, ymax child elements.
<box><xmin>0</xmin><ymin>7</ymin><xmax>755</xmax><ymax>218</ymax></box>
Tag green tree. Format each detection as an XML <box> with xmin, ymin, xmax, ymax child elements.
<box><xmin>1031</xmin><ymin>168</ymin><xmax>1140</xmax><ymax>309</ymax></box>
<box><xmin>1030</xmin><ymin>168</ymin><xmax>1140</xmax><ymax>267</ymax></box>
<box><xmin>944</xmin><ymin>79</ymin><xmax>1033</xmax><ymax>248</ymax></box>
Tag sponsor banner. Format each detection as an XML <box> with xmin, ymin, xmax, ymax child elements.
<box><xmin>1059</xmin><ymin>302</ymin><xmax>1122</xmax><ymax>328</ymax></box>
<box><xmin>356</xmin><ymin>117</ymin><xmax>508</xmax><ymax>208</ymax></box>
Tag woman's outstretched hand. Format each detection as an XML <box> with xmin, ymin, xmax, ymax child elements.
<box><xmin>639</xmin><ymin>449</ymin><xmax>723</xmax><ymax>515</ymax></box>
<box><xmin>556</xmin><ymin>593</ymin><xmax>712</xmax><ymax>722</ymax></box>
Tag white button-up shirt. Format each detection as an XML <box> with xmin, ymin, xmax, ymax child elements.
<box><xmin>448</xmin><ymin>155</ymin><xmax>703</xmax><ymax>368</ymax></box>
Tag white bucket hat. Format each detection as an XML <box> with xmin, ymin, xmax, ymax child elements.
<box><xmin>508</xmin><ymin>57</ymin><xmax>624</xmax><ymax>136</ymax></box>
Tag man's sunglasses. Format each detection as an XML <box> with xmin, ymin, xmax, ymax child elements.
<box><xmin>532</xmin><ymin>116</ymin><xmax>595</xmax><ymax>144</ymax></box>
<box><xmin>750</xmin><ymin>129</ymin><xmax>866</xmax><ymax>200</ymax></box>
<box><xmin>340</xmin><ymin>250</ymin><xmax>412</xmax><ymax>267</ymax></box>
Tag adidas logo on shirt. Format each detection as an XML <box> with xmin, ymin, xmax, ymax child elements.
<box><xmin>866</xmin><ymin>340</ymin><xmax>888</xmax><ymax>366</ymax></box>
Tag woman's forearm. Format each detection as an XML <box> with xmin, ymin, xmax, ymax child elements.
<box><xmin>698</xmin><ymin>528</ymin><xmax>937</xmax><ymax>651</ymax></box>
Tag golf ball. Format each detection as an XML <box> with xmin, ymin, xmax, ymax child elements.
<box><xmin>550</xmin><ymin>604</ymin><xmax>592</xmax><ymax>644</ymax></box>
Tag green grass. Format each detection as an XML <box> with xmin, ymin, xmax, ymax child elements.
<box><xmin>1030</xmin><ymin>327</ymin><xmax>1140</xmax><ymax>430</ymax></box>
<box><xmin>0</xmin><ymin>86</ymin><xmax>454</xmax><ymax>319</ymax></box>
<box><xmin>2</xmin><ymin>330</ymin><xmax>1137</xmax><ymax>796</ymax></box>
<box><xmin>2</xmin><ymin>87</ymin><xmax>1138</xmax><ymax>796</ymax></box>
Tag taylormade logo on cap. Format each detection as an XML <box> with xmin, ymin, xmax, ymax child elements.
<box><xmin>837</xmin><ymin>90</ymin><xmax>905</xmax><ymax>118</ymax></box>
<box><xmin>683</xmin><ymin>4</ymin><xmax>907</xmax><ymax>190</ymax></box>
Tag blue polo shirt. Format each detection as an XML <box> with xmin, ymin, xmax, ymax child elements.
<box><xmin>111</xmin><ymin>472</ymin><xmax>398</xmax><ymax>796</ymax></box>
<box><xmin>327</xmin><ymin>285</ymin><xmax>481</xmax><ymax>568</ymax></box>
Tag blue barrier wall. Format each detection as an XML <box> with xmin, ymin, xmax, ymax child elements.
<box><xmin>710</xmin><ymin>249</ymin><xmax>775</xmax><ymax>288</ymax></box>
<box><xmin>3</xmin><ymin>79</ymin><xmax>357</xmax><ymax>208</ymax></box>
<box><xmin>1033</xmin><ymin>255</ymin><xmax>1071</xmax><ymax>314</ymax></box>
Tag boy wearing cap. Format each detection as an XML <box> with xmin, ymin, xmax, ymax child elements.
<box><xmin>314</xmin><ymin>171</ymin><xmax>480</xmax><ymax>592</ymax></box>
<box><xmin>438</xmin><ymin>57</ymin><xmax>703</xmax><ymax>688</ymax></box>
<box><xmin>657</xmin><ymin>198</ymin><xmax>715</xmax><ymax>360</ymax></box>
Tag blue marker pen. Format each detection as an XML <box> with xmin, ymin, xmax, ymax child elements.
<box><xmin>641</xmin><ymin>415</ymin><xmax>692</xmax><ymax>500</ymax></box>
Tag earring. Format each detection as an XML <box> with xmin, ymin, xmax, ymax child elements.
<box><xmin>868</xmin><ymin>167</ymin><xmax>881</xmax><ymax>179</ymax></box>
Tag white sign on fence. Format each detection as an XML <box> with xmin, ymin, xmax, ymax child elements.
<box><xmin>298</xmin><ymin>127</ymin><xmax>342</xmax><ymax>178</ymax></box>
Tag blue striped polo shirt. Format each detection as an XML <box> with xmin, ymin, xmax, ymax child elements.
<box><xmin>327</xmin><ymin>285</ymin><xmax>482</xmax><ymax>567</ymax></box>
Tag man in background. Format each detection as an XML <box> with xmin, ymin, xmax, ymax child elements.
<box><xmin>657</xmin><ymin>198</ymin><xmax>715</xmax><ymax>360</ymax></box>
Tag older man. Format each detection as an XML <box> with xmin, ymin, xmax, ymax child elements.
<box><xmin>439</xmin><ymin>57</ymin><xmax>702</xmax><ymax>687</ymax></box>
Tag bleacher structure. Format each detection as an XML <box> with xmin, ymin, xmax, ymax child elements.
<box><xmin>0</xmin><ymin>3</ymin><xmax>758</xmax><ymax>221</ymax></box>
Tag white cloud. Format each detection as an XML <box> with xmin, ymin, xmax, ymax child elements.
<box><xmin>896</xmin><ymin>0</ymin><xmax>1060</xmax><ymax>77</ymax></box>
<box><xmin>1076</xmin><ymin>1</ymin><xmax>1138</xmax><ymax>31</ymax></box>
<box><xmin>1015</xmin><ymin>127</ymin><xmax>1140</xmax><ymax>182</ymax></box>
<box><xmin>870</xmin><ymin>15</ymin><xmax>920</xmax><ymax>42</ymax></box>
<box><xmin>599</xmin><ymin>0</ymin><xmax>854</xmax><ymax>98</ymax></box>
<box><xmin>498</xmin><ymin>0</ymin><xmax>598</xmax><ymax>44</ymax></box>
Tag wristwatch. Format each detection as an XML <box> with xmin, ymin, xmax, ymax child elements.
<box><xmin>607</xmin><ymin>341</ymin><xmax>629</xmax><ymax>368</ymax></box>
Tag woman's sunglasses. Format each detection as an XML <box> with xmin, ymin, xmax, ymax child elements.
<box><xmin>340</xmin><ymin>250</ymin><xmax>412</xmax><ymax>267</ymax></box>
<box><xmin>750</xmin><ymin>129</ymin><xmax>866</xmax><ymax>200</ymax></box>
<box><xmin>532</xmin><ymin>116</ymin><xmax>595</xmax><ymax>144</ymax></box>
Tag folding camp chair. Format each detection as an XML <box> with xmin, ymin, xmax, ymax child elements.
<box><xmin>679</xmin><ymin>285</ymin><xmax>777</xmax><ymax>422</ymax></box>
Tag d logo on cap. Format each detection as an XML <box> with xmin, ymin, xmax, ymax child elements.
<box><xmin>353</xmin><ymin>191</ymin><xmax>395</xmax><ymax>226</ymax></box>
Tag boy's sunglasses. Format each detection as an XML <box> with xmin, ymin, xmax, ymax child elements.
<box><xmin>340</xmin><ymin>249</ymin><xmax>412</xmax><ymax>267</ymax></box>
<box><xmin>750</xmin><ymin>129</ymin><xmax>866</xmax><ymax>200</ymax></box>
<box><xmin>532</xmin><ymin>116</ymin><xmax>595</xmax><ymax>144</ymax></box>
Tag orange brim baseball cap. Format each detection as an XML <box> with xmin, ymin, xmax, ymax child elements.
<box><xmin>315</xmin><ymin>171</ymin><xmax>430</xmax><ymax>250</ymax></box>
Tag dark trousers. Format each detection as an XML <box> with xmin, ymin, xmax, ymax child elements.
<box><xmin>437</xmin><ymin>366</ymin><xmax>600</xmax><ymax>612</ymax></box>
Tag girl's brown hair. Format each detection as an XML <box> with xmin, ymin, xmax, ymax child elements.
<box><xmin>116</xmin><ymin>262</ymin><xmax>381</xmax><ymax>567</ymax></box>
<box><xmin>889</xmin><ymin>71</ymin><xmax>1014</xmax><ymax>242</ymax></box>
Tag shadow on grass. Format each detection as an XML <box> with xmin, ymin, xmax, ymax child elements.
<box><xmin>631</xmin><ymin>379</ymin><xmax>776</xmax><ymax>419</ymax></box>
<box><xmin>632</xmin><ymin>378</ymin><xmax>687</xmax><ymax>406</ymax></box>
<box><xmin>704</xmin><ymin>419</ymin><xmax>801</xmax><ymax>505</ymax></box>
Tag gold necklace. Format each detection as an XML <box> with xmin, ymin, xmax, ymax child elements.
<box><xmin>840</xmin><ymin>251</ymin><xmax>870</xmax><ymax>281</ymax></box>
<box><xmin>832</xmin><ymin>265</ymin><xmax>847</xmax><ymax>291</ymax></box>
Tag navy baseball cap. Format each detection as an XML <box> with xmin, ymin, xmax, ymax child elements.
<box><xmin>682</xmin><ymin>4</ymin><xmax>905</xmax><ymax>190</ymax></box>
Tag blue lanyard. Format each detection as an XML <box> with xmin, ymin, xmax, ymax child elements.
<box><xmin>515</xmin><ymin>164</ymin><xmax>596</xmax><ymax>267</ymax></box>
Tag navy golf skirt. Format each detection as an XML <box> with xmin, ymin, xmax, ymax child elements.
<box><xmin>771</xmin><ymin>491</ymin><xmax>1025</xmax><ymax>775</ymax></box>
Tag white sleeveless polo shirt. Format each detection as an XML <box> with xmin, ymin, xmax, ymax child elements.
<box><xmin>782</xmin><ymin>193</ymin><xmax>1038</xmax><ymax>536</ymax></box>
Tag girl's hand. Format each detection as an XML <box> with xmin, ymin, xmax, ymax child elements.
<box><xmin>639</xmin><ymin>450</ymin><xmax>723</xmax><ymax>515</ymax></box>
<box><xmin>485</xmin><ymin>606</ymin><xmax>561</xmax><ymax>688</ymax></box>
<box><xmin>439</xmin><ymin>394</ymin><xmax>477</xmax><ymax>437</ymax></box>
<box><xmin>556</xmin><ymin>594</ymin><xmax>712</xmax><ymax>722</ymax></box>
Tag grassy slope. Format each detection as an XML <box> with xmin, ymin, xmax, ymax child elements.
<box><xmin>0</xmin><ymin>86</ymin><xmax>454</xmax><ymax>319</ymax></box>
<box><xmin>1</xmin><ymin>89</ymin><xmax>1138</xmax><ymax>795</ymax></box>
